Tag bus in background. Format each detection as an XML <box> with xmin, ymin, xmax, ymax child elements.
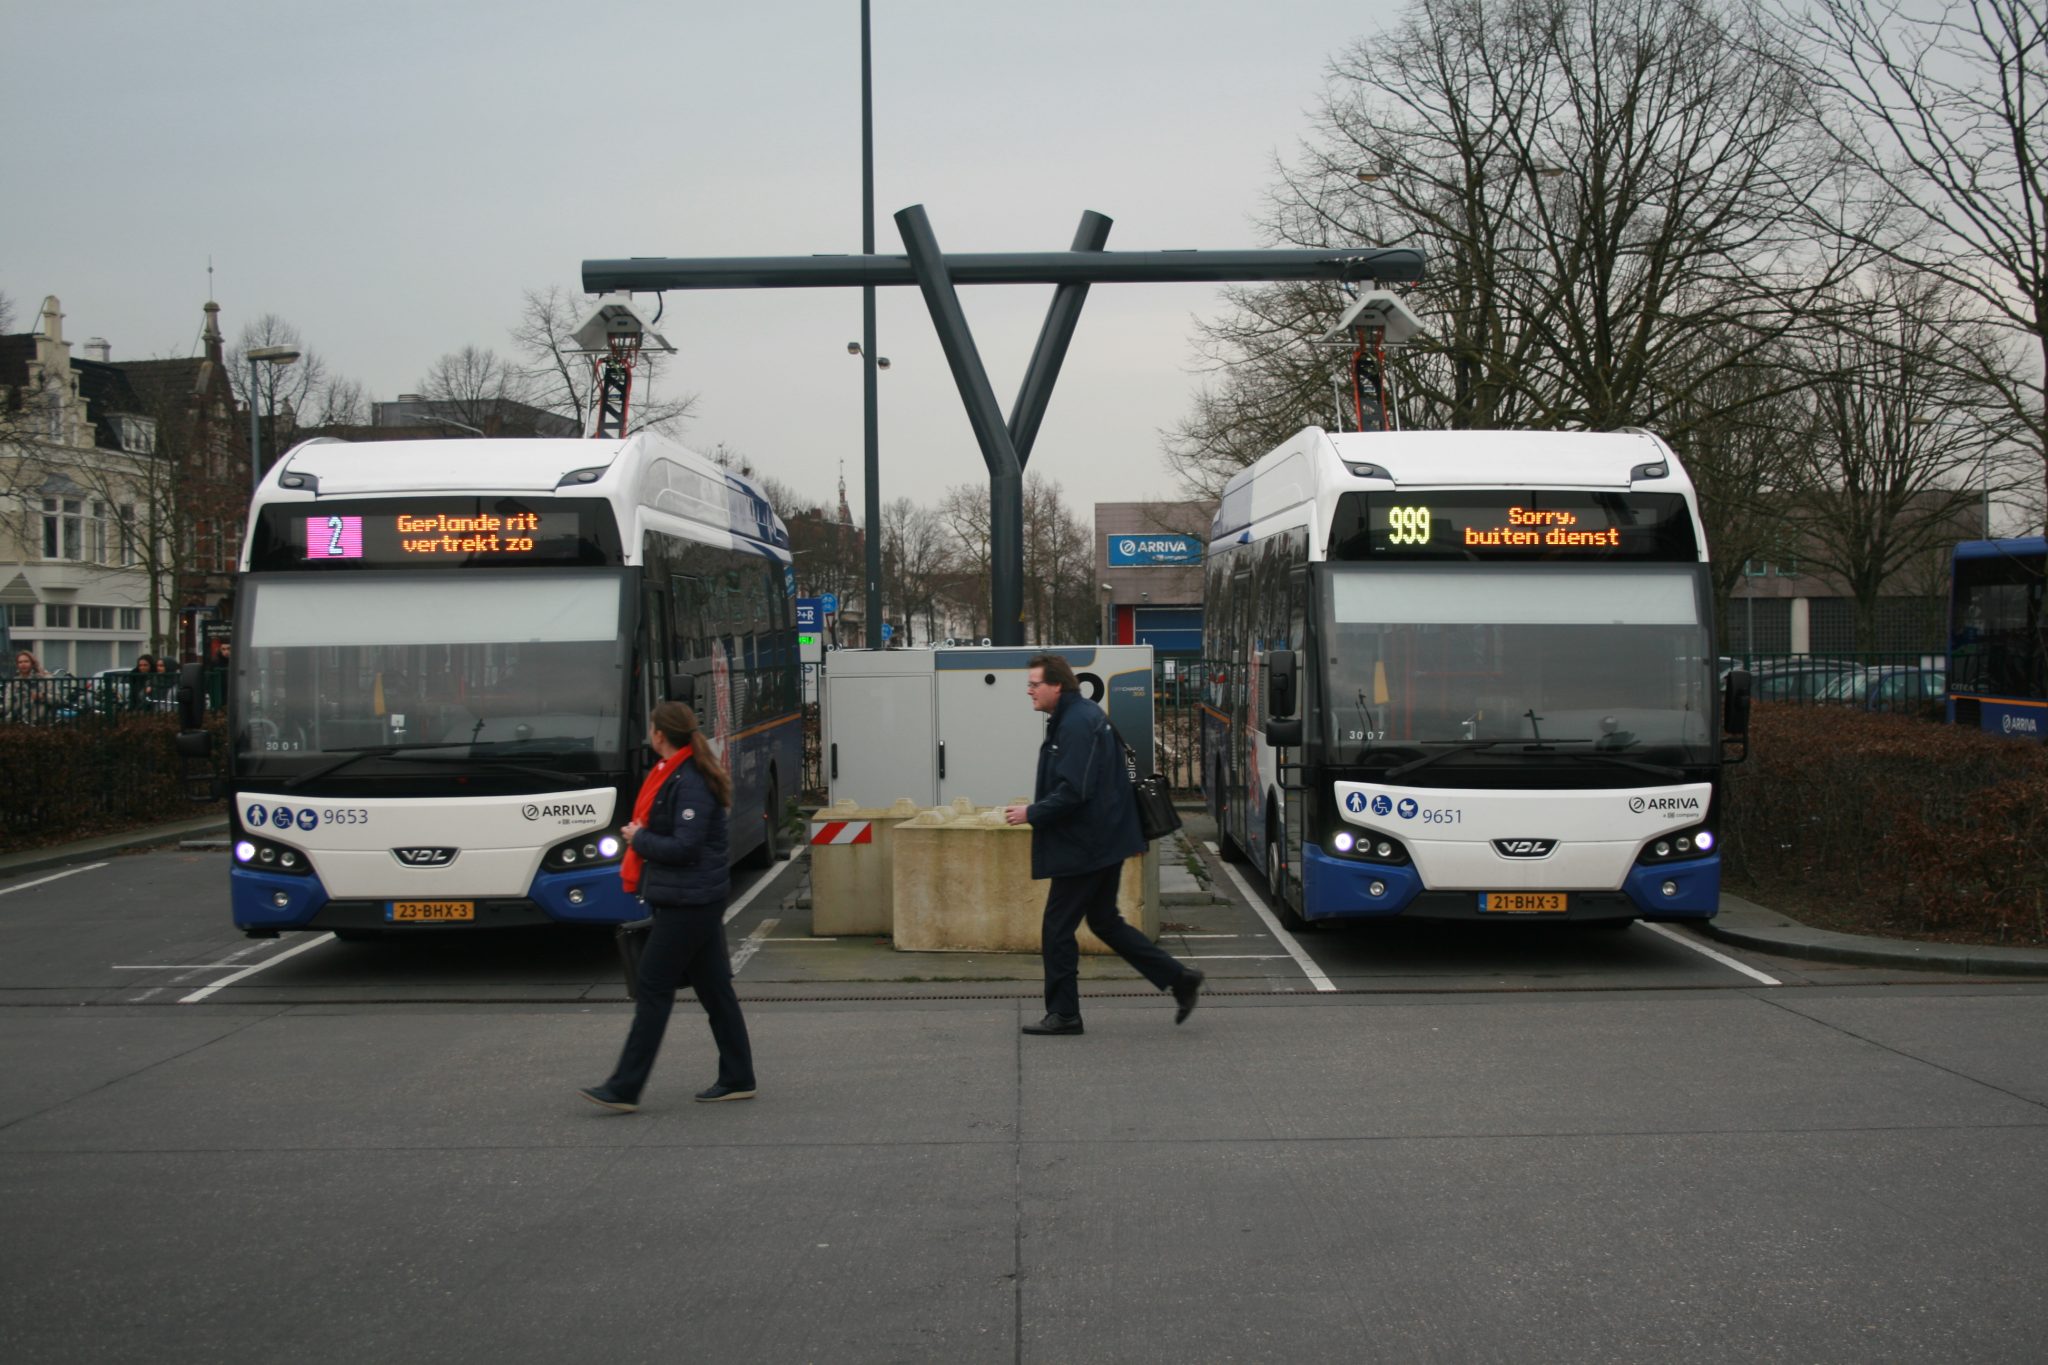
<box><xmin>1948</xmin><ymin>537</ymin><xmax>2048</xmax><ymax>740</ymax></box>
<box><xmin>207</xmin><ymin>433</ymin><xmax>800</xmax><ymax>938</ymax></box>
<box><xmin>1201</xmin><ymin>427</ymin><xmax>1749</xmax><ymax>931</ymax></box>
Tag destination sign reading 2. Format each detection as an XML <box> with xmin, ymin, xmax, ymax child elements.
<box><xmin>306</xmin><ymin>511</ymin><xmax>570</xmax><ymax>559</ymax></box>
<box><xmin>1340</xmin><ymin>491</ymin><xmax>1698</xmax><ymax>561</ymax></box>
<box><xmin>255</xmin><ymin>497</ymin><xmax>619</xmax><ymax>571</ymax></box>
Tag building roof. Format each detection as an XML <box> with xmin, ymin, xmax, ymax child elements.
<box><xmin>69</xmin><ymin>358</ymin><xmax>146</xmax><ymax>450</ymax></box>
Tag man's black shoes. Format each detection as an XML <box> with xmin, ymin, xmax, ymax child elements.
<box><xmin>1021</xmin><ymin>1013</ymin><xmax>1084</xmax><ymax>1036</ymax></box>
<box><xmin>579</xmin><ymin>1085</ymin><xmax>639</xmax><ymax>1113</ymax></box>
<box><xmin>1172</xmin><ymin>968</ymin><xmax>1205</xmax><ymax>1024</ymax></box>
<box><xmin>695</xmin><ymin>1083</ymin><xmax>757</xmax><ymax>1102</ymax></box>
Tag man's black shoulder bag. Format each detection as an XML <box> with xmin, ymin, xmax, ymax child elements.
<box><xmin>1108</xmin><ymin>722</ymin><xmax>1183</xmax><ymax>843</ymax></box>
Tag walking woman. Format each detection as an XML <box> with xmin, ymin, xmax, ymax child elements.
<box><xmin>581</xmin><ymin>701</ymin><xmax>757</xmax><ymax>1113</ymax></box>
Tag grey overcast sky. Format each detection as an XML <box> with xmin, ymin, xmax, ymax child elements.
<box><xmin>4</xmin><ymin>0</ymin><xmax>1396</xmax><ymax>516</ymax></box>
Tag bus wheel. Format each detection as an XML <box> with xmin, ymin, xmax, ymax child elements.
<box><xmin>744</xmin><ymin>773</ymin><xmax>782</xmax><ymax>869</ymax></box>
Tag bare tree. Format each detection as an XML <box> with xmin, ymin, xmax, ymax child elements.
<box><xmin>880</xmin><ymin>497</ymin><xmax>956</xmax><ymax>645</ymax></box>
<box><xmin>1170</xmin><ymin>0</ymin><xmax>1851</xmax><ymax>493</ymax></box>
<box><xmin>0</xmin><ymin>290</ymin><xmax>15</xmax><ymax>333</ymax></box>
<box><xmin>512</xmin><ymin>285</ymin><xmax>698</xmax><ymax>436</ymax></box>
<box><xmin>1788</xmin><ymin>271</ymin><xmax>2004</xmax><ymax>647</ymax></box>
<box><xmin>1791</xmin><ymin>0</ymin><xmax>2046</xmax><ymax>510</ymax></box>
<box><xmin>415</xmin><ymin>345</ymin><xmax>532</xmax><ymax>432</ymax></box>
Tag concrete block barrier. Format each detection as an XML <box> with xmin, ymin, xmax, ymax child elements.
<box><xmin>892</xmin><ymin>800</ymin><xmax>1157</xmax><ymax>953</ymax></box>
<box><xmin>807</xmin><ymin>798</ymin><xmax>922</xmax><ymax>936</ymax></box>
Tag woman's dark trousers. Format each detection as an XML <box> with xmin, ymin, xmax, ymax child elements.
<box><xmin>606</xmin><ymin>901</ymin><xmax>754</xmax><ymax>1100</ymax></box>
<box><xmin>1042</xmin><ymin>863</ymin><xmax>1188</xmax><ymax>1019</ymax></box>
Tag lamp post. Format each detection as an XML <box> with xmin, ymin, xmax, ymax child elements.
<box><xmin>246</xmin><ymin>345</ymin><xmax>301</xmax><ymax>493</ymax></box>
<box><xmin>858</xmin><ymin>0</ymin><xmax>886</xmax><ymax>648</ymax></box>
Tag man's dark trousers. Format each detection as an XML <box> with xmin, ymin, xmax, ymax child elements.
<box><xmin>1042</xmin><ymin>863</ymin><xmax>1187</xmax><ymax>1019</ymax></box>
<box><xmin>607</xmin><ymin>902</ymin><xmax>754</xmax><ymax>1100</ymax></box>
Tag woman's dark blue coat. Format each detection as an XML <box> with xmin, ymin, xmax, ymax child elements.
<box><xmin>1025</xmin><ymin>689</ymin><xmax>1146</xmax><ymax>879</ymax></box>
<box><xmin>629</xmin><ymin>758</ymin><xmax>730</xmax><ymax>906</ymax></box>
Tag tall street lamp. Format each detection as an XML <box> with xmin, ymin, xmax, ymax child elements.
<box><xmin>246</xmin><ymin>345</ymin><xmax>301</xmax><ymax>493</ymax></box>
<box><xmin>859</xmin><ymin>0</ymin><xmax>882</xmax><ymax>649</ymax></box>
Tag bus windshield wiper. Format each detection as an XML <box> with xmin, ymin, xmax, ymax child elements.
<box><xmin>1380</xmin><ymin>737</ymin><xmax>1595</xmax><ymax>780</ymax></box>
<box><xmin>283</xmin><ymin>743</ymin><xmax>592</xmax><ymax>789</ymax></box>
<box><xmin>281</xmin><ymin>742</ymin><xmax>467</xmax><ymax>789</ymax></box>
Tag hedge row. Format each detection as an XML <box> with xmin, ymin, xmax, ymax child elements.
<box><xmin>1723</xmin><ymin>703</ymin><xmax>2048</xmax><ymax>944</ymax></box>
<box><xmin>0</xmin><ymin>714</ymin><xmax>224</xmax><ymax>854</ymax></box>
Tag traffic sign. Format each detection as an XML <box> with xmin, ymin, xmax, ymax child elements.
<box><xmin>795</xmin><ymin>597</ymin><xmax>821</xmax><ymax>632</ymax></box>
<box><xmin>881</xmin><ymin>622</ymin><xmax>894</xmax><ymax>642</ymax></box>
<box><xmin>820</xmin><ymin>592</ymin><xmax>839</xmax><ymax>614</ymax></box>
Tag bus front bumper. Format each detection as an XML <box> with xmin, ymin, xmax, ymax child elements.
<box><xmin>231</xmin><ymin>863</ymin><xmax>645</xmax><ymax>931</ymax></box>
<box><xmin>1299</xmin><ymin>845</ymin><xmax>1719</xmax><ymax>922</ymax></box>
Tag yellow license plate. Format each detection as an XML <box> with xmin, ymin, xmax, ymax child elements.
<box><xmin>1479</xmin><ymin>892</ymin><xmax>1567</xmax><ymax>914</ymax></box>
<box><xmin>388</xmin><ymin>901</ymin><xmax>475</xmax><ymax>922</ymax></box>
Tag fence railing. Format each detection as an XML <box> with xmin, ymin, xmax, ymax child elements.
<box><xmin>1723</xmin><ymin>651</ymin><xmax>1948</xmax><ymax>715</ymax></box>
<box><xmin>1</xmin><ymin>670</ymin><xmax>226</xmax><ymax>728</ymax></box>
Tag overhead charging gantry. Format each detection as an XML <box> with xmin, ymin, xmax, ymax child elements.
<box><xmin>583</xmin><ymin>206</ymin><xmax>1425</xmax><ymax>646</ymax></box>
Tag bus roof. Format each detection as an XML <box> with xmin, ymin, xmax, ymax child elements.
<box><xmin>1213</xmin><ymin>427</ymin><xmax>1694</xmax><ymax>548</ymax></box>
<box><xmin>250</xmin><ymin>431</ymin><xmax>789</xmax><ymax>569</ymax></box>
<box><xmin>1954</xmin><ymin>537</ymin><xmax>2048</xmax><ymax>561</ymax></box>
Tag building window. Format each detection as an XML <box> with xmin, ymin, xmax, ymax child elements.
<box><xmin>120</xmin><ymin>607</ymin><xmax>142</xmax><ymax>631</ymax></box>
<box><xmin>41</xmin><ymin>498</ymin><xmax>84</xmax><ymax>561</ymax></box>
<box><xmin>3</xmin><ymin>604</ymin><xmax>33</xmax><ymax>629</ymax></box>
<box><xmin>44</xmin><ymin>603</ymin><xmax>72</xmax><ymax>629</ymax></box>
<box><xmin>117</xmin><ymin>504</ymin><xmax>139</xmax><ymax>566</ymax></box>
<box><xmin>89</xmin><ymin>501</ymin><xmax>111</xmax><ymax>564</ymax></box>
<box><xmin>79</xmin><ymin>606</ymin><xmax>115</xmax><ymax>630</ymax></box>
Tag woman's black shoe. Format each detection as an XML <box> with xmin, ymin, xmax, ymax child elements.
<box><xmin>1172</xmin><ymin>968</ymin><xmax>1205</xmax><ymax>1024</ymax></box>
<box><xmin>695</xmin><ymin>1083</ymin><xmax>757</xmax><ymax>1102</ymax></box>
<box><xmin>579</xmin><ymin>1085</ymin><xmax>639</xmax><ymax>1113</ymax></box>
<box><xmin>1021</xmin><ymin>1014</ymin><xmax>1084</xmax><ymax>1035</ymax></box>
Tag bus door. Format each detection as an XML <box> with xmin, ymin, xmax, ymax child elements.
<box><xmin>1280</xmin><ymin>564</ymin><xmax>1309</xmax><ymax>902</ymax></box>
<box><xmin>1227</xmin><ymin>567</ymin><xmax>1253</xmax><ymax>848</ymax></box>
<box><xmin>640</xmin><ymin>584</ymin><xmax>672</xmax><ymax>708</ymax></box>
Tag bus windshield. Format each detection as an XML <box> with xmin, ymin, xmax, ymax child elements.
<box><xmin>1318</xmin><ymin>564</ymin><xmax>1715</xmax><ymax>764</ymax></box>
<box><xmin>234</xmin><ymin>570</ymin><xmax>630</xmax><ymax>773</ymax></box>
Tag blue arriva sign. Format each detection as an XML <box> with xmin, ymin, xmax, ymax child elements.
<box><xmin>1107</xmin><ymin>534</ymin><xmax>1202</xmax><ymax>566</ymax></box>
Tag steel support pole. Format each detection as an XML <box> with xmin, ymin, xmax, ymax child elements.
<box><xmin>583</xmin><ymin>247</ymin><xmax>1426</xmax><ymax>293</ymax></box>
<box><xmin>895</xmin><ymin>204</ymin><xmax>1027</xmax><ymax>646</ymax></box>
<box><xmin>247</xmin><ymin>357</ymin><xmax>261</xmax><ymax>495</ymax></box>
<box><xmin>860</xmin><ymin>0</ymin><xmax>882</xmax><ymax>649</ymax></box>
<box><xmin>1008</xmin><ymin>211</ymin><xmax>1112</xmax><ymax>466</ymax></box>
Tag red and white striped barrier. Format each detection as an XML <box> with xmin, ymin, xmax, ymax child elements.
<box><xmin>808</xmin><ymin>820</ymin><xmax>874</xmax><ymax>846</ymax></box>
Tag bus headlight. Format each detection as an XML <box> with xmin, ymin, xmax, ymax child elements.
<box><xmin>1639</xmin><ymin>826</ymin><xmax>1715</xmax><ymax>865</ymax></box>
<box><xmin>1329</xmin><ymin>829</ymin><xmax>1408</xmax><ymax>864</ymax></box>
<box><xmin>1333</xmin><ymin>831</ymin><xmax>1356</xmax><ymax>852</ymax></box>
<box><xmin>235</xmin><ymin>836</ymin><xmax>314</xmax><ymax>875</ymax></box>
<box><xmin>546</xmin><ymin>831</ymin><xmax>625</xmax><ymax>871</ymax></box>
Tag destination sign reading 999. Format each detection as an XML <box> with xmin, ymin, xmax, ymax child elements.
<box><xmin>300</xmin><ymin>510</ymin><xmax>582</xmax><ymax>563</ymax></box>
<box><xmin>1346</xmin><ymin>491</ymin><xmax>1699</xmax><ymax>561</ymax></box>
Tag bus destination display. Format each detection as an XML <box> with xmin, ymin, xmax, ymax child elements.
<box><xmin>1333</xmin><ymin>491</ymin><xmax>1697</xmax><ymax>561</ymax></box>
<box><xmin>249</xmin><ymin>498</ymin><xmax>620</xmax><ymax>570</ymax></box>
<box><xmin>304</xmin><ymin>511</ymin><xmax>575</xmax><ymax>560</ymax></box>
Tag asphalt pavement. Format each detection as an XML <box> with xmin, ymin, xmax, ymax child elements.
<box><xmin>2</xmin><ymin>822</ymin><xmax>2045</xmax><ymax>1362</ymax></box>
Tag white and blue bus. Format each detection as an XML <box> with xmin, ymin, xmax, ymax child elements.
<box><xmin>1202</xmin><ymin>427</ymin><xmax>1748</xmax><ymax>930</ymax></box>
<box><xmin>1947</xmin><ymin>537</ymin><xmax>2048</xmax><ymax>740</ymax></box>
<box><xmin>221</xmin><ymin>434</ymin><xmax>801</xmax><ymax>937</ymax></box>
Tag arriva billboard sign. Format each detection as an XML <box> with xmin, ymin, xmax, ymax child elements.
<box><xmin>1107</xmin><ymin>534</ymin><xmax>1202</xmax><ymax>566</ymax></box>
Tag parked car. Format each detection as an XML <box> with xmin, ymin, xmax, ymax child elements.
<box><xmin>1817</xmin><ymin>665</ymin><xmax>1947</xmax><ymax>715</ymax></box>
<box><xmin>1753</xmin><ymin>660</ymin><xmax>1867</xmax><ymax>702</ymax></box>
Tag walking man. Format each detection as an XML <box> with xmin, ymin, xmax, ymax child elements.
<box><xmin>1004</xmin><ymin>654</ymin><xmax>1202</xmax><ymax>1035</ymax></box>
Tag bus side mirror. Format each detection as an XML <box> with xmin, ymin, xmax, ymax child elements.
<box><xmin>176</xmin><ymin>661</ymin><xmax>207</xmax><ymax>731</ymax></box>
<box><xmin>1723</xmin><ymin>670</ymin><xmax>1752</xmax><ymax>736</ymax></box>
<box><xmin>1266</xmin><ymin>650</ymin><xmax>1299</xmax><ymax>719</ymax></box>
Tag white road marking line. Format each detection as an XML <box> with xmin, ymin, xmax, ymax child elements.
<box><xmin>171</xmin><ymin>937</ymin><xmax>277</xmax><ymax>984</ymax></box>
<box><xmin>1174</xmin><ymin>933</ymin><xmax>1246</xmax><ymax>938</ymax></box>
<box><xmin>0</xmin><ymin>862</ymin><xmax>110</xmax><ymax>898</ymax></box>
<box><xmin>115</xmin><ymin>964</ymin><xmax>267</xmax><ymax>970</ymax></box>
<box><xmin>763</xmin><ymin>936</ymin><xmax>835</xmax><ymax>942</ymax></box>
<box><xmin>1641</xmin><ymin>921</ymin><xmax>1782</xmax><ymax>986</ymax></box>
<box><xmin>127</xmin><ymin>987</ymin><xmax>166</xmax><ymax>1003</ymax></box>
<box><xmin>1202</xmin><ymin>841</ymin><xmax>1220</xmax><ymax>855</ymax></box>
<box><xmin>729</xmin><ymin>917</ymin><xmax>779</xmax><ymax>975</ymax></box>
<box><xmin>1184</xmin><ymin>954</ymin><xmax>1292</xmax><ymax>960</ymax></box>
<box><xmin>179</xmin><ymin>933</ymin><xmax>336</xmax><ymax>1003</ymax></box>
<box><xmin>724</xmin><ymin>846</ymin><xmax>803</xmax><ymax>925</ymax></box>
<box><xmin>1213</xmin><ymin>861</ymin><xmax>1338</xmax><ymax>993</ymax></box>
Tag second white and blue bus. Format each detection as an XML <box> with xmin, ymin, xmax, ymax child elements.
<box><xmin>1202</xmin><ymin>426</ymin><xmax>1749</xmax><ymax>930</ymax></box>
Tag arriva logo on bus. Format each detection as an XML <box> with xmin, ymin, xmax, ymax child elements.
<box><xmin>2001</xmin><ymin>713</ymin><xmax>2040</xmax><ymax>735</ymax></box>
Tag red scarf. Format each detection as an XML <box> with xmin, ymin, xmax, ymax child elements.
<box><xmin>620</xmin><ymin>745</ymin><xmax>691</xmax><ymax>894</ymax></box>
